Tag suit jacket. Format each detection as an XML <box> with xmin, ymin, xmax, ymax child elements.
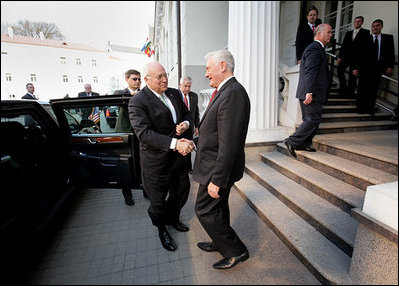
<box><xmin>370</xmin><ymin>33</ymin><xmax>395</xmax><ymax>70</ymax></box>
<box><xmin>181</xmin><ymin>90</ymin><xmax>200</xmax><ymax>135</ymax></box>
<box><xmin>22</xmin><ymin>93</ymin><xmax>36</xmax><ymax>100</ymax></box>
<box><xmin>77</xmin><ymin>91</ymin><xmax>100</xmax><ymax>119</ymax></box>
<box><xmin>78</xmin><ymin>91</ymin><xmax>100</xmax><ymax>97</ymax></box>
<box><xmin>296</xmin><ymin>41</ymin><xmax>330</xmax><ymax>104</ymax></box>
<box><xmin>128</xmin><ymin>86</ymin><xmax>192</xmax><ymax>175</ymax></box>
<box><xmin>192</xmin><ymin>77</ymin><xmax>250</xmax><ymax>189</ymax></box>
<box><xmin>338</xmin><ymin>28</ymin><xmax>370</xmax><ymax>65</ymax></box>
<box><xmin>113</xmin><ymin>88</ymin><xmax>134</xmax><ymax>95</ymax></box>
<box><xmin>295</xmin><ymin>18</ymin><xmax>322</xmax><ymax>61</ymax></box>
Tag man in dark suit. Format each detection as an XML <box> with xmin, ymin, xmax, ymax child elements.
<box><xmin>179</xmin><ymin>76</ymin><xmax>200</xmax><ymax>173</ymax></box>
<box><xmin>295</xmin><ymin>6</ymin><xmax>322</xmax><ymax>64</ymax></box>
<box><xmin>284</xmin><ymin>24</ymin><xmax>333</xmax><ymax>158</ymax></box>
<box><xmin>22</xmin><ymin>83</ymin><xmax>37</xmax><ymax>100</ymax></box>
<box><xmin>337</xmin><ymin>16</ymin><xmax>370</xmax><ymax>97</ymax></box>
<box><xmin>354</xmin><ymin>19</ymin><xmax>395</xmax><ymax>115</ymax></box>
<box><xmin>193</xmin><ymin>50</ymin><xmax>250</xmax><ymax>270</ymax></box>
<box><xmin>77</xmin><ymin>83</ymin><xmax>100</xmax><ymax>121</ymax></box>
<box><xmin>128</xmin><ymin>62</ymin><xmax>195</xmax><ymax>252</ymax></box>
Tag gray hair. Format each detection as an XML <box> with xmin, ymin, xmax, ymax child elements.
<box><xmin>179</xmin><ymin>76</ymin><xmax>192</xmax><ymax>84</ymax></box>
<box><xmin>204</xmin><ymin>50</ymin><xmax>235</xmax><ymax>73</ymax></box>
<box><xmin>314</xmin><ymin>24</ymin><xmax>330</xmax><ymax>36</ymax></box>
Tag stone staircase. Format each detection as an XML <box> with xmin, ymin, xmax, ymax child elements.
<box><xmin>235</xmin><ymin>130</ymin><xmax>398</xmax><ymax>284</ymax></box>
<box><xmin>317</xmin><ymin>88</ymin><xmax>397</xmax><ymax>134</ymax></box>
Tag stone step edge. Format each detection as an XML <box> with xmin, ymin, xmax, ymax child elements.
<box><xmin>260</xmin><ymin>151</ymin><xmax>364</xmax><ymax>213</ymax></box>
<box><xmin>277</xmin><ymin>143</ymin><xmax>397</xmax><ymax>191</ymax></box>
<box><xmin>234</xmin><ymin>174</ymin><xmax>355</xmax><ymax>285</ymax></box>
<box><xmin>245</xmin><ymin>162</ymin><xmax>356</xmax><ymax>256</ymax></box>
<box><xmin>312</xmin><ymin>138</ymin><xmax>398</xmax><ymax>176</ymax></box>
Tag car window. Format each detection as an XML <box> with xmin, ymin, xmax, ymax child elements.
<box><xmin>61</xmin><ymin>103</ymin><xmax>132</xmax><ymax>134</ymax></box>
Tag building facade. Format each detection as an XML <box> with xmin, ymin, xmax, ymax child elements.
<box><xmin>1</xmin><ymin>32</ymin><xmax>152</xmax><ymax>101</ymax></box>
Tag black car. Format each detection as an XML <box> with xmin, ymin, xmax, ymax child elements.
<box><xmin>0</xmin><ymin>95</ymin><xmax>140</xmax><ymax>280</ymax></box>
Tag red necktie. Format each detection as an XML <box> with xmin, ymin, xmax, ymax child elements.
<box><xmin>312</xmin><ymin>25</ymin><xmax>315</xmax><ymax>32</ymax></box>
<box><xmin>209</xmin><ymin>89</ymin><xmax>218</xmax><ymax>105</ymax></box>
<box><xmin>184</xmin><ymin>94</ymin><xmax>189</xmax><ymax>109</ymax></box>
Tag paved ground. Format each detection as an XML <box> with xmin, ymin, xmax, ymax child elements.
<box><xmin>25</xmin><ymin>179</ymin><xmax>320</xmax><ymax>285</ymax></box>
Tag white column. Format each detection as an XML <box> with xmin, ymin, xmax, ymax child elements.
<box><xmin>229</xmin><ymin>1</ymin><xmax>290</xmax><ymax>143</ymax></box>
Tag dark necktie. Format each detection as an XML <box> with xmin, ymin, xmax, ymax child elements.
<box><xmin>374</xmin><ymin>36</ymin><xmax>379</xmax><ymax>61</ymax></box>
<box><xmin>184</xmin><ymin>94</ymin><xmax>189</xmax><ymax>109</ymax></box>
<box><xmin>209</xmin><ymin>89</ymin><xmax>218</xmax><ymax>105</ymax></box>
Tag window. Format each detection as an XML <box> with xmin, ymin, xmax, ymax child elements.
<box><xmin>93</xmin><ymin>76</ymin><xmax>98</xmax><ymax>83</ymax></box>
<box><xmin>92</xmin><ymin>59</ymin><xmax>97</xmax><ymax>67</ymax></box>
<box><xmin>5</xmin><ymin>73</ymin><xmax>12</xmax><ymax>81</ymax></box>
<box><xmin>60</xmin><ymin>57</ymin><xmax>66</xmax><ymax>64</ymax></box>
<box><xmin>63</xmin><ymin>75</ymin><xmax>68</xmax><ymax>83</ymax></box>
<box><xmin>30</xmin><ymin>74</ymin><xmax>37</xmax><ymax>82</ymax></box>
<box><xmin>322</xmin><ymin>1</ymin><xmax>354</xmax><ymax>43</ymax></box>
<box><xmin>76</xmin><ymin>58</ymin><xmax>81</xmax><ymax>65</ymax></box>
<box><xmin>78</xmin><ymin>76</ymin><xmax>83</xmax><ymax>83</ymax></box>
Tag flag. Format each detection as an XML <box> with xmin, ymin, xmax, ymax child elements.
<box><xmin>88</xmin><ymin>107</ymin><xmax>100</xmax><ymax>124</ymax></box>
<box><xmin>141</xmin><ymin>37</ymin><xmax>155</xmax><ymax>58</ymax></box>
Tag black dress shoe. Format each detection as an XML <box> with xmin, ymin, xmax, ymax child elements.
<box><xmin>124</xmin><ymin>196</ymin><xmax>135</xmax><ymax>206</ymax></box>
<box><xmin>197</xmin><ymin>242</ymin><xmax>219</xmax><ymax>252</ymax></box>
<box><xmin>172</xmin><ymin>221</ymin><xmax>189</xmax><ymax>232</ymax></box>
<box><xmin>213</xmin><ymin>250</ymin><xmax>249</xmax><ymax>270</ymax></box>
<box><xmin>158</xmin><ymin>228</ymin><xmax>177</xmax><ymax>252</ymax></box>
<box><xmin>296</xmin><ymin>146</ymin><xmax>317</xmax><ymax>152</ymax></box>
<box><xmin>283</xmin><ymin>140</ymin><xmax>297</xmax><ymax>158</ymax></box>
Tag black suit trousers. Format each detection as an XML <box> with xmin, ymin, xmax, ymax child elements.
<box><xmin>143</xmin><ymin>168</ymin><xmax>190</xmax><ymax>228</ymax></box>
<box><xmin>337</xmin><ymin>60</ymin><xmax>357</xmax><ymax>96</ymax></box>
<box><xmin>285</xmin><ymin>100</ymin><xmax>324</xmax><ymax>149</ymax></box>
<box><xmin>357</xmin><ymin>63</ymin><xmax>383</xmax><ymax>113</ymax></box>
<box><xmin>195</xmin><ymin>182</ymin><xmax>247</xmax><ymax>258</ymax></box>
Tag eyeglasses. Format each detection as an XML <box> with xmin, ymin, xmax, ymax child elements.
<box><xmin>148</xmin><ymin>74</ymin><xmax>168</xmax><ymax>81</ymax></box>
<box><xmin>131</xmin><ymin>77</ymin><xmax>141</xmax><ymax>81</ymax></box>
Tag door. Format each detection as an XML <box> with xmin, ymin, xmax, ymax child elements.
<box><xmin>50</xmin><ymin>95</ymin><xmax>140</xmax><ymax>189</ymax></box>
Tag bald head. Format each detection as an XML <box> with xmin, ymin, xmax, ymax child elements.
<box><xmin>143</xmin><ymin>62</ymin><xmax>168</xmax><ymax>94</ymax></box>
<box><xmin>314</xmin><ymin>24</ymin><xmax>333</xmax><ymax>45</ymax></box>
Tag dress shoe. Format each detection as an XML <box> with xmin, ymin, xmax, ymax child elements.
<box><xmin>197</xmin><ymin>242</ymin><xmax>219</xmax><ymax>252</ymax></box>
<box><xmin>124</xmin><ymin>196</ymin><xmax>135</xmax><ymax>206</ymax></box>
<box><xmin>283</xmin><ymin>140</ymin><xmax>297</xmax><ymax>158</ymax></box>
<box><xmin>158</xmin><ymin>228</ymin><xmax>177</xmax><ymax>252</ymax></box>
<box><xmin>296</xmin><ymin>146</ymin><xmax>317</xmax><ymax>152</ymax></box>
<box><xmin>172</xmin><ymin>221</ymin><xmax>189</xmax><ymax>232</ymax></box>
<box><xmin>213</xmin><ymin>250</ymin><xmax>249</xmax><ymax>270</ymax></box>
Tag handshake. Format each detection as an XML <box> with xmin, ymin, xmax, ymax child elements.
<box><xmin>175</xmin><ymin>138</ymin><xmax>196</xmax><ymax>156</ymax></box>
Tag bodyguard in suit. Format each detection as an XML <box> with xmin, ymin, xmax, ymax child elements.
<box><xmin>193</xmin><ymin>50</ymin><xmax>251</xmax><ymax>270</ymax></box>
<box><xmin>354</xmin><ymin>19</ymin><xmax>395</xmax><ymax>115</ymax></box>
<box><xmin>113</xmin><ymin>69</ymin><xmax>143</xmax><ymax>206</ymax></box>
<box><xmin>284</xmin><ymin>24</ymin><xmax>333</xmax><ymax>158</ymax></box>
<box><xmin>179</xmin><ymin>76</ymin><xmax>200</xmax><ymax>173</ymax></box>
<box><xmin>128</xmin><ymin>62</ymin><xmax>195</xmax><ymax>252</ymax></box>
<box><xmin>295</xmin><ymin>6</ymin><xmax>322</xmax><ymax>64</ymax></box>
<box><xmin>337</xmin><ymin>16</ymin><xmax>370</xmax><ymax>97</ymax></box>
<box><xmin>22</xmin><ymin>83</ymin><xmax>37</xmax><ymax>100</ymax></box>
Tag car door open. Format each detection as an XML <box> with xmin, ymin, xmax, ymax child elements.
<box><xmin>50</xmin><ymin>95</ymin><xmax>140</xmax><ymax>189</ymax></box>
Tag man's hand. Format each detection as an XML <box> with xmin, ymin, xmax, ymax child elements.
<box><xmin>208</xmin><ymin>182</ymin><xmax>220</xmax><ymax>199</ymax></box>
<box><xmin>175</xmin><ymin>138</ymin><xmax>195</xmax><ymax>156</ymax></box>
<box><xmin>303</xmin><ymin>93</ymin><xmax>313</xmax><ymax>105</ymax></box>
<box><xmin>176</xmin><ymin>122</ymin><xmax>189</xmax><ymax>136</ymax></box>
<box><xmin>353</xmin><ymin>69</ymin><xmax>359</xmax><ymax>77</ymax></box>
<box><xmin>386</xmin><ymin>68</ymin><xmax>393</xmax><ymax>75</ymax></box>
<box><xmin>194</xmin><ymin>127</ymin><xmax>199</xmax><ymax>137</ymax></box>
<box><xmin>337</xmin><ymin>58</ymin><xmax>342</xmax><ymax>64</ymax></box>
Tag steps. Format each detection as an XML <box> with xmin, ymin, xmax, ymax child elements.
<box><xmin>235</xmin><ymin>131</ymin><xmax>398</xmax><ymax>284</ymax></box>
<box><xmin>316</xmin><ymin>88</ymin><xmax>397</xmax><ymax>134</ymax></box>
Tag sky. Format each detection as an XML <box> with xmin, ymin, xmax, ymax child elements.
<box><xmin>1</xmin><ymin>1</ymin><xmax>155</xmax><ymax>50</ymax></box>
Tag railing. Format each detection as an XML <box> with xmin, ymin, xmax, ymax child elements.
<box><xmin>325</xmin><ymin>40</ymin><xmax>398</xmax><ymax>118</ymax></box>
